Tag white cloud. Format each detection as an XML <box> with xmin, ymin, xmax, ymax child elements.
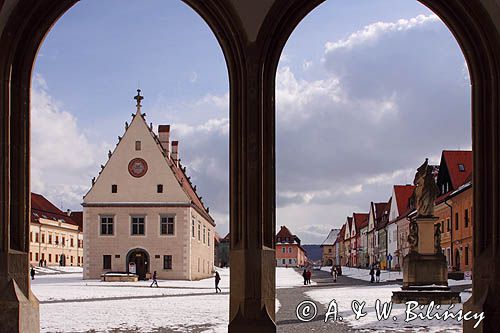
<box><xmin>174</xmin><ymin>117</ymin><xmax>229</xmax><ymax>137</ymax></box>
<box><xmin>31</xmin><ymin>74</ymin><xmax>106</xmax><ymax>210</ymax></box>
<box><xmin>324</xmin><ymin>14</ymin><xmax>439</xmax><ymax>54</ymax></box>
<box><xmin>274</xmin><ymin>13</ymin><xmax>470</xmax><ymax>243</ymax></box>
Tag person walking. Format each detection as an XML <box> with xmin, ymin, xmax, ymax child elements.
<box><xmin>215</xmin><ymin>271</ymin><xmax>222</xmax><ymax>293</ymax></box>
<box><xmin>302</xmin><ymin>269</ymin><xmax>307</xmax><ymax>285</ymax></box>
<box><xmin>332</xmin><ymin>266</ymin><xmax>337</xmax><ymax>283</ymax></box>
<box><xmin>306</xmin><ymin>269</ymin><xmax>312</xmax><ymax>285</ymax></box>
<box><xmin>30</xmin><ymin>266</ymin><xmax>35</xmax><ymax>280</ymax></box>
<box><xmin>369</xmin><ymin>266</ymin><xmax>375</xmax><ymax>283</ymax></box>
<box><xmin>376</xmin><ymin>266</ymin><xmax>381</xmax><ymax>283</ymax></box>
<box><xmin>150</xmin><ymin>271</ymin><xmax>158</xmax><ymax>287</ymax></box>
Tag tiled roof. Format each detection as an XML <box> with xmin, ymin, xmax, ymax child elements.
<box><xmin>376</xmin><ymin>199</ymin><xmax>391</xmax><ymax>230</ymax></box>
<box><xmin>69</xmin><ymin>211</ymin><xmax>83</xmax><ymax>231</ymax></box>
<box><xmin>393</xmin><ymin>185</ymin><xmax>415</xmax><ymax>218</ymax></box>
<box><xmin>31</xmin><ymin>193</ymin><xmax>79</xmax><ymax>228</ymax></box>
<box><xmin>353</xmin><ymin>213</ymin><xmax>369</xmax><ymax>230</ymax></box>
<box><xmin>442</xmin><ymin>150</ymin><xmax>473</xmax><ymax>190</ymax></box>
<box><xmin>374</xmin><ymin>202</ymin><xmax>388</xmax><ymax>220</ymax></box>
<box><xmin>277</xmin><ymin>225</ymin><xmax>294</xmax><ymax>238</ymax></box>
<box><xmin>336</xmin><ymin>224</ymin><xmax>346</xmax><ymax>243</ymax></box>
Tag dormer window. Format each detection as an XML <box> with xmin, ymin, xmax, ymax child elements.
<box><xmin>135</xmin><ymin>141</ymin><xmax>141</xmax><ymax>151</ymax></box>
<box><xmin>157</xmin><ymin>184</ymin><xmax>163</xmax><ymax>193</ymax></box>
<box><xmin>111</xmin><ymin>184</ymin><xmax>117</xmax><ymax>193</ymax></box>
<box><xmin>458</xmin><ymin>164</ymin><xmax>465</xmax><ymax>172</ymax></box>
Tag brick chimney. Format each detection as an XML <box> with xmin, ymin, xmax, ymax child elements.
<box><xmin>158</xmin><ymin>125</ymin><xmax>170</xmax><ymax>157</ymax></box>
<box><xmin>171</xmin><ymin>140</ymin><xmax>179</xmax><ymax>166</ymax></box>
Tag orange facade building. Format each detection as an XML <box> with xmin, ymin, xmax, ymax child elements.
<box><xmin>435</xmin><ymin>150</ymin><xmax>473</xmax><ymax>274</ymax></box>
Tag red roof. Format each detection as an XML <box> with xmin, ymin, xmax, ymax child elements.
<box><xmin>31</xmin><ymin>193</ymin><xmax>79</xmax><ymax>228</ymax></box>
<box><xmin>442</xmin><ymin>150</ymin><xmax>472</xmax><ymax>190</ymax></box>
<box><xmin>336</xmin><ymin>224</ymin><xmax>346</xmax><ymax>243</ymax></box>
<box><xmin>374</xmin><ymin>202</ymin><xmax>388</xmax><ymax>219</ymax></box>
<box><xmin>393</xmin><ymin>185</ymin><xmax>415</xmax><ymax>219</ymax></box>
<box><xmin>353</xmin><ymin>213</ymin><xmax>369</xmax><ymax>229</ymax></box>
<box><xmin>170</xmin><ymin>158</ymin><xmax>214</xmax><ymax>224</ymax></box>
<box><xmin>69</xmin><ymin>211</ymin><xmax>83</xmax><ymax>231</ymax></box>
<box><xmin>277</xmin><ymin>225</ymin><xmax>294</xmax><ymax>238</ymax></box>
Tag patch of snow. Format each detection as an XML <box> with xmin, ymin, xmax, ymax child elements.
<box><xmin>276</xmin><ymin>267</ymin><xmax>317</xmax><ymax>288</ymax></box>
<box><xmin>32</xmin><ymin>267</ymin><xmax>302</xmax><ymax>331</ymax></box>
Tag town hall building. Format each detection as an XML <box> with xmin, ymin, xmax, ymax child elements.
<box><xmin>82</xmin><ymin>90</ymin><xmax>215</xmax><ymax>280</ymax></box>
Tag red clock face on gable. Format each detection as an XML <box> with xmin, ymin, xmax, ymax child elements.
<box><xmin>128</xmin><ymin>158</ymin><xmax>148</xmax><ymax>178</ymax></box>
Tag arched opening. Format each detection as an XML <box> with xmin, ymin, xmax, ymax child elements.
<box><xmin>5</xmin><ymin>1</ymin><xmax>230</xmax><ymax>332</ymax></box>
<box><xmin>268</xmin><ymin>0</ymin><xmax>498</xmax><ymax>332</ymax></box>
<box><xmin>126</xmin><ymin>248</ymin><xmax>150</xmax><ymax>280</ymax></box>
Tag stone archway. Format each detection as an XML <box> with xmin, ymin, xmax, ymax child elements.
<box><xmin>1</xmin><ymin>1</ymin><xmax>500</xmax><ymax>333</ymax></box>
<box><xmin>126</xmin><ymin>248</ymin><xmax>150</xmax><ymax>280</ymax></box>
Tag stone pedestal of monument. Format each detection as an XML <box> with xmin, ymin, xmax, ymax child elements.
<box><xmin>392</xmin><ymin>217</ymin><xmax>461</xmax><ymax>305</ymax></box>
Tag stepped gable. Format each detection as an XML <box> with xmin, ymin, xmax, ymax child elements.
<box><xmin>84</xmin><ymin>90</ymin><xmax>214</xmax><ymax>225</ymax></box>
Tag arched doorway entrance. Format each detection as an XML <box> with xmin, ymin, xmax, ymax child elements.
<box><xmin>126</xmin><ymin>248</ymin><xmax>150</xmax><ymax>280</ymax></box>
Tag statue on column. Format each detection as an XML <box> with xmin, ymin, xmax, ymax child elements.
<box><xmin>413</xmin><ymin>158</ymin><xmax>439</xmax><ymax>217</ymax></box>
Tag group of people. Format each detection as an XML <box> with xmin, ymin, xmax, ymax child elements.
<box><xmin>369</xmin><ymin>265</ymin><xmax>381</xmax><ymax>283</ymax></box>
<box><xmin>38</xmin><ymin>259</ymin><xmax>47</xmax><ymax>267</ymax></box>
<box><xmin>302</xmin><ymin>269</ymin><xmax>312</xmax><ymax>285</ymax></box>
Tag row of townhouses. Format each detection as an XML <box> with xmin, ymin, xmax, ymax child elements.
<box><xmin>216</xmin><ymin>225</ymin><xmax>308</xmax><ymax>268</ymax></box>
<box><xmin>321</xmin><ymin>150</ymin><xmax>473</xmax><ymax>274</ymax></box>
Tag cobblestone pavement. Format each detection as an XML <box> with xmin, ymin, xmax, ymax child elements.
<box><xmin>276</xmin><ymin>268</ymin><xmax>471</xmax><ymax>333</ymax></box>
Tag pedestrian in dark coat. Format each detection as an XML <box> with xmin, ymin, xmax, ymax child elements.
<box><xmin>30</xmin><ymin>267</ymin><xmax>35</xmax><ymax>280</ymax></box>
<box><xmin>369</xmin><ymin>267</ymin><xmax>375</xmax><ymax>283</ymax></box>
<box><xmin>376</xmin><ymin>267</ymin><xmax>381</xmax><ymax>283</ymax></box>
<box><xmin>150</xmin><ymin>271</ymin><xmax>158</xmax><ymax>287</ymax></box>
<box><xmin>215</xmin><ymin>271</ymin><xmax>222</xmax><ymax>293</ymax></box>
<box><xmin>302</xmin><ymin>269</ymin><xmax>307</xmax><ymax>285</ymax></box>
<box><xmin>306</xmin><ymin>270</ymin><xmax>312</xmax><ymax>285</ymax></box>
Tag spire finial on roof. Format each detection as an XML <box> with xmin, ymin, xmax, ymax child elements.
<box><xmin>134</xmin><ymin>89</ymin><xmax>144</xmax><ymax>114</ymax></box>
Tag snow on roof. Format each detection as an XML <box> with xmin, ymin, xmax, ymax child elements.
<box><xmin>321</xmin><ymin>229</ymin><xmax>340</xmax><ymax>246</ymax></box>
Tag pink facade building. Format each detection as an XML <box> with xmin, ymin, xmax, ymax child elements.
<box><xmin>275</xmin><ymin>226</ymin><xmax>307</xmax><ymax>267</ymax></box>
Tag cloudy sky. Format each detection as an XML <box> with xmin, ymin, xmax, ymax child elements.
<box><xmin>32</xmin><ymin>0</ymin><xmax>470</xmax><ymax>244</ymax></box>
